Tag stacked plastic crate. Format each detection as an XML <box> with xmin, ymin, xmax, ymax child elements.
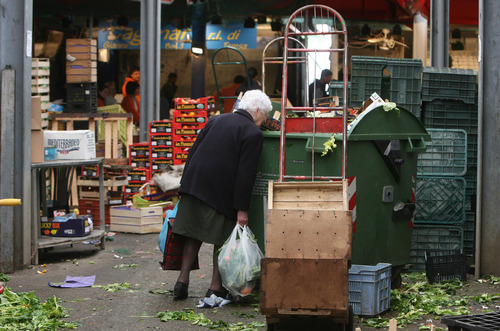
<box><xmin>172</xmin><ymin>98</ymin><xmax>209</xmax><ymax>165</ymax></box>
<box><xmin>65</xmin><ymin>39</ymin><xmax>97</xmax><ymax>113</ymax></box>
<box><xmin>350</xmin><ymin>56</ymin><xmax>423</xmax><ymax>117</ymax></box>
<box><xmin>421</xmin><ymin>67</ymin><xmax>478</xmax><ymax>258</ymax></box>
<box><xmin>149</xmin><ymin>120</ymin><xmax>173</xmax><ymax>176</ymax></box>
<box><xmin>126</xmin><ymin>143</ymin><xmax>151</xmax><ymax>203</ymax></box>
<box><xmin>410</xmin><ymin>129</ymin><xmax>468</xmax><ymax>271</ymax></box>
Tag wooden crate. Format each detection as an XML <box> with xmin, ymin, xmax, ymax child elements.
<box><xmin>260</xmin><ymin>258</ymin><xmax>349</xmax><ymax>322</ymax></box>
<box><xmin>266</xmin><ymin>209</ymin><xmax>351</xmax><ymax>259</ymax></box>
<box><xmin>268</xmin><ymin>181</ymin><xmax>348</xmax><ymax>211</ymax></box>
<box><xmin>110</xmin><ymin>205</ymin><xmax>163</xmax><ymax>234</ymax></box>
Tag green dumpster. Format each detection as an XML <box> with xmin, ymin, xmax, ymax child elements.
<box><xmin>250</xmin><ymin>105</ymin><xmax>431</xmax><ymax>282</ymax></box>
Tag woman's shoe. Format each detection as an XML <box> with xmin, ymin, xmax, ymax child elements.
<box><xmin>173</xmin><ymin>281</ymin><xmax>188</xmax><ymax>300</ymax></box>
<box><xmin>205</xmin><ymin>287</ymin><xmax>228</xmax><ymax>299</ymax></box>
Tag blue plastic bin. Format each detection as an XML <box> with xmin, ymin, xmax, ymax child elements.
<box><xmin>348</xmin><ymin>263</ymin><xmax>391</xmax><ymax>316</ymax></box>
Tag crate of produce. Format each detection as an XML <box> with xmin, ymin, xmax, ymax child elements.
<box><xmin>66</xmin><ymin>38</ymin><xmax>97</xmax><ymax>60</ymax></box>
<box><xmin>149</xmin><ymin>120</ymin><xmax>172</xmax><ymax>134</ymax></box>
<box><xmin>414</xmin><ymin>176</ymin><xmax>466</xmax><ymax>225</ymax></box>
<box><xmin>150</xmin><ymin>158</ymin><xmax>174</xmax><ymax>173</ymax></box>
<box><xmin>409</xmin><ymin>225</ymin><xmax>463</xmax><ymax>271</ymax></box>
<box><xmin>173</xmin><ymin>135</ymin><xmax>196</xmax><ymax>148</ymax></box>
<box><xmin>110</xmin><ymin>205</ymin><xmax>163</xmax><ymax>234</ymax></box>
<box><xmin>422</xmin><ymin>67</ymin><xmax>477</xmax><ymax>104</ymax></box>
<box><xmin>173</xmin><ymin>125</ymin><xmax>204</xmax><ymax>136</ymax></box>
<box><xmin>32</xmin><ymin>58</ymin><xmax>50</xmax><ymax>76</ymax></box>
<box><xmin>150</xmin><ymin>146</ymin><xmax>173</xmax><ymax>159</ymax></box>
<box><xmin>173</xmin><ymin>147</ymin><xmax>189</xmax><ymax>162</ymax></box>
<box><xmin>425</xmin><ymin>249</ymin><xmax>467</xmax><ymax>284</ymax></box>
<box><xmin>348</xmin><ymin>263</ymin><xmax>391</xmax><ymax>316</ymax></box>
<box><xmin>417</xmin><ymin>129</ymin><xmax>467</xmax><ymax>176</ymax></box>
<box><xmin>41</xmin><ymin>215</ymin><xmax>93</xmax><ymax>237</ymax></box>
<box><xmin>150</xmin><ymin>133</ymin><xmax>172</xmax><ymax>146</ymax></box>
<box><xmin>174</xmin><ymin>97</ymin><xmax>209</xmax><ymax>111</ymax></box>
<box><xmin>173</xmin><ymin>110</ymin><xmax>207</xmax><ymax>123</ymax></box>
<box><xmin>422</xmin><ymin>99</ymin><xmax>478</xmax><ymax>135</ymax></box>
<box><xmin>129</xmin><ymin>156</ymin><xmax>150</xmax><ymax>168</ymax></box>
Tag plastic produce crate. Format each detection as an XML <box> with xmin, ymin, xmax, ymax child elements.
<box><xmin>463</xmin><ymin>211</ymin><xmax>476</xmax><ymax>257</ymax></box>
<box><xmin>350</xmin><ymin>56</ymin><xmax>422</xmax><ymax>116</ymax></box>
<box><xmin>425</xmin><ymin>250</ymin><xmax>467</xmax><ymax>284</ymax></box>
<box><xmin>442</xmin><ymin>311</ymin><xmax>500</xmax><ymax>331</ymax></box>
<box><xmin>422</xmin><ymin>67</ymin><xmax>477</xmax><ymax>104</ymax></box>
<box><xmin>348</xmin><ymin>263</ymin><xmax>391</xmax><ymax>316</ymax></box>
<box><xmin>422</xmin><ymin>99</ymin><xmax>478</xmax><ymax>135</ymax></box>
<box><xmin>328</xmin><ymin>81</ymin><xmax>350</xmax><ymax>106</ymax></box>
<box><xmin>66</xmin><ymin>82</ymin><xmax>97</xmax><ymax>113</ymax></box>
<box><xmin>409</xmin><ymin>225</ymin><xmax>463</xmax><ymax>272</ymax></box>
<box><xmin>417</xmin><ymin>129</ymin><xmax>467</xmax><ymax>176</ymax></box>
<box><xmin>414</xmin><ymin>176</ymin><xmax>466</xmax><ymax>225</ymax></box>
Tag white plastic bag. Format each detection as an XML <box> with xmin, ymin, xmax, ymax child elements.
<box><xmin>218</xmin><ymin>224</ymin><xmax>264</xmax><ymax>297</ymax></box>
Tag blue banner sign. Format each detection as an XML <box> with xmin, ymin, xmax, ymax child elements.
<box><xmin>98</xmin><ymin>22</ymin><xmax>256</xmax><ymax>50</ymax></box>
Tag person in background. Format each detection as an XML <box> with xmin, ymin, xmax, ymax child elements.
<box><xmin>235</xmin><ymin>67</ymin><xmax>261</xmax><ymax>96</ymax></box>
<box><xmin>121</xmin><ymin>81</ymin><xmax>140</xmax><ymax>125</ymax></box>
<box><xmin>97</xmin><ymin>82</ymin><xmax>109</xmax><ymax>108</ymax></box>
<box><xmin>170</xmin><ymin>89</ymin><xmax>272</xmax><ymax>301</ymax></box>
<box><xmin>104</xmin><ymin>81</ymin><xmax>118</xmax><ymax>105</ymax></box>
<box><xmin>309</xmin><ymin>69</ymin><xmax>333</xmax><ymax>107</ymax></box>
<box><xmin>162</xmin><ymin>72</ymin><xmax>178</xmax><ymax>110</ymax></box>
<box><xmin>122</xmin><ymin>67</ymin><xmax>141</xmax><ymax>99</ymax></box>
<box><xmin>214</xmin><ymin>75</ymin><xmax>245</xmax><ymax>113</ymax></box>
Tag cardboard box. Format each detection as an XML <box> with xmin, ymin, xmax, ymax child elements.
<box><xmin>110</xmin><ymin>205</ymin><xmax>163</xmax><ymax>233</ymax></box>
<box><xmin>31</xmin><ymin>130</ymin><xmax>44</xmax><ymax>163</ymax></box>
<box><xmin>43</xmin><ymin>130</ymin><xmax>96</xmax><ymax>160</ymax></box>
<box><xmin>31</xmin><ymin>96</ymin><xmax>42</xmax><ymax>130</ymax></box>
<box><xmin>41</xmin><ymin>216</ymin><xmax>92</xmax><ymax>237</ymax></box>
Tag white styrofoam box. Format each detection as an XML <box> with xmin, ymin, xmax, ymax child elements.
<box><xmin>43</xmin><ymin>130</ymin><xmax>96</xmax><ymax>160</ymax></box>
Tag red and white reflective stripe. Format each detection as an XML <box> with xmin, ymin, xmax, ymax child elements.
<box><xmin>347</xmin><ymin>176</ymin><xmax>357</xmax><ymax>233</ymax></box>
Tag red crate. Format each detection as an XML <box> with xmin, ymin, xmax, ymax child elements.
<box><xmin>174</xmin><ymin>97</ymin><xmax>209</xmax><ymax>111</ymax></box>
<box><xmin>173</xmin><ymin>135</ymin><xmax>197</xmax><ymax>148</ymax></box>
<box><xmin>173</xmin><ymin>110</ymin><xmax>207</xmax><ymax>123</ymax></box>
<box><xmin>129</xmin><ymin>143</ymin><xmax>150</xmax><ymax>158</ymax></box>
<box><xmin>129</xmin><ymin>156</ymin><xmax>150</xmax><ymax>168</ymax></box>
<box><xmin>149</xmin><ymin>133</ymin><xmax>172</xmax><ymax>146</ymax></box>
<box><xmin>125</xmin><ymin>182</ymin><xmax>146</xmax><ymax>195</ymax></box>
<box><xmin>149</xmin><ymin>120</ymin><xmax>172</xmax><ymax>134</ymax></box>
<box><xmin>150</xmin><ymin>158</ymin><xmax>174</xmax><ymax>173</ymax></box>
<box><xmin>78</xmin><ymin>198</ymin><xmax>111</xmax><ymax>226</ymax></box>
<box><xmin>173</xmin><ymin>159</ymin><xmax>187</xmax><ymax>166</ymax></box>
<box><xmin>150</xmin><ymin>146</ymin><xmax>173</xmax><ymax>159</ymax></box>
<box><xmin>173</xmin><ymin>147</ymin><xmax>189</xmax><ymax>161</ymax></box>
<box><xmin>172</xmin><ymin>121</ymin><xmax>206</xmax><ymax>131</ymax></box>
<box><xmin>81</xmin><ymin>165</ymin><xmax>99</xmax><ymax>177</ymax></box>
<box><xmin>127</xmin><ymin>168</ymin><xmax>150</xmax><ymax>182</ymax></box>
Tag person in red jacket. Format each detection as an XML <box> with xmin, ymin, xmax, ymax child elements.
<box><xmin>121</xmin><ymin>81</ymin><xmax>140</xmax><ymax>125</ymax></box>
<box><xmin>170</xmin><ymin>90</ymin><xmax>272</xmax><ymax>301</ymax></box>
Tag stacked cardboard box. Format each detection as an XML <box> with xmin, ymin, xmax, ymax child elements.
<box><xmin>172</xmin><ymin>98</ymin><xmax>209</xmax><ymax>165</ymax></box>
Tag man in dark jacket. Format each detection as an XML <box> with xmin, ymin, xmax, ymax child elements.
<box><xmin>309</xmin><ymin>69</ymin><xmax>333</xmax><ymax>107</ymax></box>
<box><xmin>170</xmin><ymin>89</ymin><xmax>272</xmax><ymax>300</ymax></box>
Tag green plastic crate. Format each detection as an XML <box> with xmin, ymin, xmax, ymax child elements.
<box><xmin>414</xmin><ymin>176</ymin><xmax>466</xmax><ymax>225</ymax></box>
<box><xmin>463</xmin><ymin>212</ymin><xmax>476</xmax><ymax>257</ymax></box>
<box><xmin>417</xmin><ymin>129</ymin><xmax>467</xmax><ymax>176</ymax></box>
<box><xmin>422</xmin><ymin>100</ymin><xmax>478</xmax><ymax>135</ymax></box>
<box><xmin>422</xmin><ymin>67</ymin><xmax>477</xmax><ymax>104</ymax></box>
<box><xmin>409</xmin><ymin>225</ymin><xmax>463</xmax><ymax>272</ymax></box>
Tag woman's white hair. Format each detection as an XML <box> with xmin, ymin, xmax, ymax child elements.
<box><xmin>238</xmin><ymin>89</ymin><xmax>273</xmax><ymax>115</ymax></box>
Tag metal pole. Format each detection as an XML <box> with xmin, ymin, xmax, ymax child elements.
<box><xmin>430</xmin><ymin>0</ymin><xmax>449</xmax><ymax>67</ymax></box>
<box><xmin>140</xmin><ymin>0</ymin><xmax>161</xmax><ymax>142</ymax></box>
<box><xmin>191</xmin><ymin>2</ymin><xmax>207</xmax><ymax>99</ymax></box>
<box><xmin>0</xmin><ymin>68</ymin><xmax>16</xmax><ymax>273</ymax></box>
<box><xmin>477</xmin><ymin>0</ymin><xmax>500</xmax><ymax>276</ymax></box>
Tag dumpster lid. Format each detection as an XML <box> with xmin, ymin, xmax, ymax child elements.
<box><xmin>347</xmin><ymin>105</ymin><xmax>430</xmax><ymax>141</ymax></box>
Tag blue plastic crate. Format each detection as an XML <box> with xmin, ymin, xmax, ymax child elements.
<box><xmin>414</xmin><ymin>176</ymin><xmax>466</xmax><ymax>225</ymax></box>
<box><xmin>422</xmin><ymin>67</ymin><xmax>477</xmax><ymax>104</ymax></box>
<box><xmin>348</xmin><ymin>263</ymin><xmax>391</xmax><ymax>316</ymax></box>
<box><xmin>418</xmin><ymin>129</ymin><xmax>467</xmax><ymax>176</ymax></box>
<box><xmin>409</xmin><ymin>225</ymin><xmax>463</xmax><ymax>272</ymax></box>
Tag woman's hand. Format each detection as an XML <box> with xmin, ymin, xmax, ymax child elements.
<box><xmin>236</xmin><ymin>210</ymin><xmax>248</xmax><ymax>227</ymax></box>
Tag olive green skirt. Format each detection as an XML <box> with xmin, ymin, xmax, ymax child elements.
<box><xmin>171</xmin><ymin>194</ymin><xmax>235</xmax><ymax>246</ymax></box>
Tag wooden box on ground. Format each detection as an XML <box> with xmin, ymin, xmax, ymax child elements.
<box><xmin>261</xmin><ymin>181</ymin><xmax>352</xmax><ymax>321</ymax></box>
<box><xmin>110</xmin><ymin>205</ymin><xmax>163</xmax><ymax>234</ymax></box>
